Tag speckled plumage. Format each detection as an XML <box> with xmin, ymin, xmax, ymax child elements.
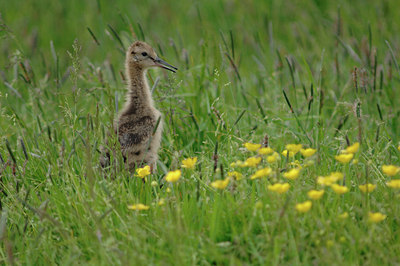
<box><xmin>101</xmin><ymin>41</ymin><xmax>176</xmax><ymax>172</ymax></box>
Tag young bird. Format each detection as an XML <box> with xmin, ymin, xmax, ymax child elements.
<box><xmin>101</xmin><ymin>41</ymin><xmax>177</xmax><ymax>172</ymax></box>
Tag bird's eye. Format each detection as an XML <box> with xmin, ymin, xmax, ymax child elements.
<box><xmin>131</xmin><ymin>51</ymin><xmax>134</xmax><ymax>55</ymax></box>
<box><xmin>141</xmin><ymin>52</ymin><xmax>148</xmax><ymax>57</ymax></box>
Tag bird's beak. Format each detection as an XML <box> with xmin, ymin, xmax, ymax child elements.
<box><xmin>154</xmin><ymin>57</ymin><xmax>178</xmax><ymax>73</ymax></box>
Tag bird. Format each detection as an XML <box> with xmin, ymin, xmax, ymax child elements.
<box><xmin>101</xmin><ymin>41</ymin><xmax>177</xmax><ymax>173</ymax></box>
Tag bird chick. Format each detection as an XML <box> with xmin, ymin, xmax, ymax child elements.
<box><xmin>101</xmin><ymin>41</ymin><xmax>177</xmax><ymax>172</ymax></box>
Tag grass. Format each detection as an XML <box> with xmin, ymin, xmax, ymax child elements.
<box><xmin>1</xmin><ymin>0</ymin><xmax>400</xmax><ymax>264</ymax></box>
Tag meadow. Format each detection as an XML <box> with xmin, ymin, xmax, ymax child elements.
<box><xmin>1</xmin><ymin>0</ymin><xmax>400</xmax><ymax>264</ymax></box>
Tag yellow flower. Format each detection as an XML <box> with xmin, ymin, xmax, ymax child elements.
<box><xmin>283</xmin><ymin>168</ymin><xmax>301</xmax><ymax>180</ymax></box>
<box><xmin>338</xmin><ymin>212</ymin><xmax>349</xmax><ymax>219</ymax></box>
<box><xmin>387</xmin><ymin>179</ymin><xmax>400</xmax><ymax>188</ymax></box>
<box><xmin>181</xmin><ymin>157</ymin><xmax>197</xmax><ymax>169</ymax></box>
<box><xmin>368</xmin><ymin>212</ymin><xmax>387</xmax><ymax>223</ymax></box>
<box><xmin>295</xmin><ymin>201</ymin><xmax>312</xmax><ymax>213</ymax></box>
<box><xmin>258</xmin><ymin>147</ymin><xmax>274</xmax><ymax>155</ymax></box>
<box><xmin>317</xmin><ymin>176</ymin><xmax>333</xmax><ymax>186</ymax></box>
<box><xmin>281</xmin><ymin>150</ymin><xmax>295</xmax><ymax>158</ymax></box>
<box><xmin>329</xmin><ymin>172</ymin><xmax>344</xmax><ymax>182</ymax></box>
<box><xmin>244</xmin><ymin>142</ymin><xmax>261</xmax><ymax>151</ymax></box>
<box><xmin>250</xmin><ymin>167</ymin><xmax>272</xmax><ymax>180</ymax></box>
<box><xmin>128</xmin><ymin>204</ymin><xmax>150</xmax><ymax>211</ymax></box>
<box><xmin>165</xmin><ymin>170</ymin><xmax>182</xmax><ymax>182</ymax></box>
<box><xmin>136</xmin><ymin>165</ymin><xmax>151</xmax><ymax>178</ymax></box>
<box><xmin>352</xmin><ymin>159</ymin><xmax>359</xmax><ymax>164</ymax></box>
<box><xmin>243</xmin><ymin>157</ymin><xmax>262</xmax><ymax>167</ymax></box>
<box><xmin>286</xmin><ymin>144</ymin><xmax>303</xmax><ymax>154</ymax></box>
<box><xmin>317</xmin><ymin>172</ymin><xmax>343</xmax><ymax>186</ymax></box>
<box><xmin>331</xmin><ymin>184</ymin><xmax>349</xmax><ymax>194</ymax></box>
<box><xmin>345</xmin><ymin>142</ymin><xmax>360</xmax><ymax>154</ymax></box>
<box><xmin>335</xmin><ymin>153</ymin><xmax>354</xmax><ymax>163</ymax></box>
<box><xmin>228</xmin><ymin>171</ymin><xmax>243</xmax><ymax>180</ymax></box>
<box><xmin>382</xmin><ymin>165</ymin><xmax>400</xmax><ymax>176</ymax></box>
<box><xmin>230</xmin><ymin>162</ymin><xmax>236</xmax><ymax>167</ymax></box>
<box><xmin>359</xmin><ymin>183</ymin><xmax>376</xmax><ymax>193</ymax></box>
<box><xmin>398</xmin><ymin>145</ymin><xmax>400</xmax><ymax>152</ymax></box>
<box><xmin>268</xmin><ymin>183</ymin><xmax>290</xmax><ymax>194</ymax></box>
<box><xmin>211</xmin><ymin>178</ymin><xmax>230</xmax><ymax>189</ymax></box>
<box><xmin>267</xmin><ymin>152</ymin><xmax>279</xmax><ymax>163</ymax></box>
<box><xmin>307</xmin><ymin>190</ymin><xmax>325</xmax><ymax>200</ymax></box>
<box><xmin>300</xmin><ymin>148</ymin><xmax>317</xmax><ymax>157</ymax></box>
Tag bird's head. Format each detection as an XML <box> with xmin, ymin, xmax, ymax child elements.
<box><xmin>126</xmin><ymin>41</ymin><xmax>177</xmax><ymax>73</ymax></box>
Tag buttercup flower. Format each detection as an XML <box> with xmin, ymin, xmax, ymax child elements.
<box><xmin>244</xmin><ymin>142</ymin><xmax>261</xmax><ymax>152</ymax></box>
<box><xmin>300</xmin><ymin>148</ymin><xmax>317</xmax><ymax>157</ymax></box>
<box><xmin>286</xmin><ymin>144</ymin><xmax>303</xmax><ymax>154</ymax></box>
<box><xmin>250</xmin><ymin>167</ymin><xmax>272</xmax><ymax>180</ymax></box>
<box><xmin>281</xmin><ymin>150</ymin><xmax>295</xmax><ymax>158</ymax></box>
<box><xmin>181</xmin><ymin>157</ymin><xmax>197</xmax><ymax>169</ymax></box>
<box><xmin>136</xmin><ymin>165</ymin><xmax>151</xmax><ymax>178</ymax></box>
<box><xmin>382</xmin><ymin>165</ymin><xmax>400</xmax><ymax>176</ymax></box>
<box><xmin>158</xmin><ymin>199</ymin><xmax>165</xmax><ymax>206</ymax></box>
<box><xmin>329</xmin><ymin>172</ymin><xmax>344</xmax><ymax>181</ymax></box>
<box><xmin>345</xmin><ymin>142</ymin><xmax>360</xmax><ymax>154</ymax></box>
<box><xmin>317</xmin><ymin>172</ymin><xmax>344</xmax><ymax>186</ymax></box>
<box><xmin>228</xmin><ymin>171</ymin><xmax>243</xmax><ymax>180</ymax></box>
<box><xmin>128</xmin><ymin>204</ymin><xmax>150</xmax><ymax>211</ymax></box>
<box><xmin>283</xmin><ymin>168</ymin><xmax>301</xmax><ymax>180</ymax></box>
<box><xmin>331</xmin><ymin>184</ymin><xmax>349</xmax><ymax>194</ymax></box>
<box><xmin>335</xmin><ymin>153</ymin><xmax>354</xmax><ymax>163</ymax></box>
<box><xmin>295</xmin><ymin>201</ymin><xmax>312</xmax><ymax>213</ymax></box>
<box><xmin>398</xmin><ymin>145</ymin><xmax>400</xmax><ymax>152</ymax></box>
<box><xmin>359</xmin><ymin>183</ymin><xmax>376</xmax><ymax>193</ymax></box>
<box><xmin>258</xmin><ymin>147</ymin><xmax>274</xmax><ymax>155</ymax></box>
<box><xmin>387</xmin><ymin>179</ymin><xmax>400</xmax><ymax>188</ymax></box>
<box><xmin>268</xmin><ymin>183</ymin><xmax>290</xmax><ymax>194</ymax></box>
<box><xmin>338</xmin><ymin>212</ymin><xmax>349</xmax><ymax>219</ymax></box>
<box><xmin>307</xmin><ymin>190</ymin><xmax>325</xmax><ymax>200</ymax></box>
<box><xmin>165</xmin><ymin>170</ymin><xmax>182</xmax><ymax>182</ymax></box>
<box><xmin>243</xmin><ymin>157</ymin><xmax>262</xmax><ymax>167</ymax></box>
<box><xmin>368</xmin><ymin>212</ymin><xmax>387</xmax><ymax>223</ymax></box>
<box><xmin>267</xmin><ymin>152</ymin><xmax>279</xmax><ymax>163</ymax></box>
<box><xmin>211</xmin><ymin>178</ymin><xmax>230</xmax><ymax>189</ymax></box>
<box><xmin>317</xmin><ymin>176</ymin><xmax>333</xmax><ymax>186</ymax></box>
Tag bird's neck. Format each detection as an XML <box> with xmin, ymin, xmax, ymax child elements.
<box><xmin>125</xmin><ymin>67</ymin><xmax>154</xmax><ymax>111</ymax></box>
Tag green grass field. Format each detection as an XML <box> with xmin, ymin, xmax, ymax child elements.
<box><xmin>1</xmin><ymin>0</ymin><xmax>400</xmax><ymax>264</ymax></box>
